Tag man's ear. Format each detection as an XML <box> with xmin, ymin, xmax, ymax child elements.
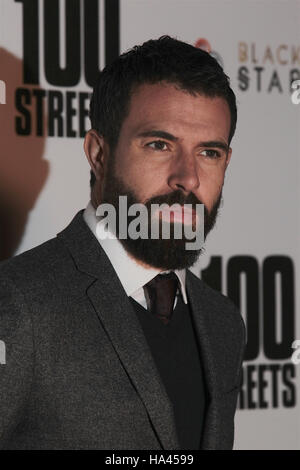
<box><xmin>84</xmin><ymin>129</ymin><xmax>109</xmax><ymax>182</ymax></box>
<box><xmin>225</xmin><ymin>147</ymin><xmax>232</xmax><ymax>169</ymax></box>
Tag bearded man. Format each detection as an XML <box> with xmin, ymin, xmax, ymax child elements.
<box><xmin>0</xmin><ymin>36</ymin><xmax>246</xmax><ymax>450</ymax></box>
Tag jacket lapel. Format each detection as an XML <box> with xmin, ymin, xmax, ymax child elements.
<box><xmin>186</xmin><ymin>269</ymin><xmax>220</xmax><ymax>450</ymax></box>
<box><xmin>57</xmin><ymin>210</ymin><xmax>180</xmax><ymax>450</ymax></box>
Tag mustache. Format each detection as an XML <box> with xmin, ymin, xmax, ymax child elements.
<box><xmin>144</xmin><ymin>190</ymin><xmax>206</xmax><ymax>212</ymax></box>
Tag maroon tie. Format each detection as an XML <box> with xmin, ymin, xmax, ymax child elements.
<box><xmin>143</xmin><ymin>272</ymin><xmax>179</xmax><ymax>325</ymax></box>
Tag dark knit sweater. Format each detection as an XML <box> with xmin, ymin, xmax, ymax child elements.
<box><xmin>130</xmin><ymin>294</ymin><xmax>207</xmax><ymax>450</ymax></box>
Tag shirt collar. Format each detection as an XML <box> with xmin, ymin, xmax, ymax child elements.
<box><xmin>83</xmin><ymin>200</ymin><xmax>188</xmax><ymax>303</ymax></box>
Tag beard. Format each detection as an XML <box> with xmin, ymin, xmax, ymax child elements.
<box><xmin>100</xmin><ymin>159</ymin><xmax>223</xmax><ymax>270</ymax></box>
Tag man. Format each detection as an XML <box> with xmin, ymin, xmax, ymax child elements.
<box><xmin>0</xmin><ymin>36</ymin><xmax>246</xmax><ymax>450</ymax></box>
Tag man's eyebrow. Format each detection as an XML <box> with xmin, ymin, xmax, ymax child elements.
<box><xmin>200</xmin><ymin>141</ymin><xmax>229</xmax><ymax>153</ymax></box>
<box><xmin>136</xmin><ymin>130</ymin><xmax>179</xmax><ymax>142</ymax></box>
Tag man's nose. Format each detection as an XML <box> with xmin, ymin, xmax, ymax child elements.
<box><xmin>167</xmin><ymin>151</ymin><xmax>200</xmax><ymax>194</ymax></box>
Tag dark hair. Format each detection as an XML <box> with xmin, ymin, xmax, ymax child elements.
<box><xmin>89</xmin><ymin>35</ymin><xmax>237</xmax><ymax>187</ymax></box>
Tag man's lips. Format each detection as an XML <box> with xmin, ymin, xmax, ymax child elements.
<box><xmin>154</xmin><ymin>206</ymin><xmax>198</xmax><ymax>225</ymax></box>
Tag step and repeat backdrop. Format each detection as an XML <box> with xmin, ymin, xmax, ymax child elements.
<box><xmin>0</xmin><ymin>0</ymin><xmax>299</xmax><ymax>450</ymax></box>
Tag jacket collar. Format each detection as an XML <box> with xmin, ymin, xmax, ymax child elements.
<box><xmin>57</xmin><ymin>209</ymin><xmax>221</xmax><ymax>450</ymax></box>
<box><xmin>57</xmin><ymin>209</ymin><xmax>180</xmax><ymax>449</ymax></box>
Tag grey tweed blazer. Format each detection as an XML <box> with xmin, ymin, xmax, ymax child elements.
<box><xmin>0</xmin><ymin>209</ymin><xmax>246</xmax><ymax>450</ymax></box>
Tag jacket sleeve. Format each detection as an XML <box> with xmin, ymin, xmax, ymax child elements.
<box><xmin>0</xmin><ymin>274</ymin><xmax>34</xmax><ymax>448</ymax></box>
<box><xmin>236</xmin><ymin>311</ymin><xmax>247</xmax><ymax>390</ymax></box>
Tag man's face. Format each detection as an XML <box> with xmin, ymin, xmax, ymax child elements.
<box><xmin>108</xmin><ymin>82</ymin><xmax>231</xmax><ymax>213</ymax></box>
<box><xmin>94</xmin><ymin>82</ymin><xmax>232</xmax><ymax>270</ymax></box>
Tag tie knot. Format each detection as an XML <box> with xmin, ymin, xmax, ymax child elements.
<box><xmin>143</xmin><ymin>272</ymin><xmax>179</xmax><ymax>325</ymax></box>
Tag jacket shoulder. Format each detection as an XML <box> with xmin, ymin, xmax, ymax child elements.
<box><xmin>187</xmin><ymin>269</ymin><xmax>246</xmax><ymax>347</ymax></box>
<box><xmin>0</xmin><ymin>236</ymin><xmax>67</xmax><ymax>281</ymax></box>
<box><xmin>187</xmin><ymin>269</ymin><xmax>246</xmax><ymax>390</ymax></box>
<box><xmin>0</xmin><ymin>234</ymin><xmax>85</xmax><ymax>308</ymax></box>
<box><xmin>188</xmin><ymin>268</ymin><xmax>241</xmax><ymax>315</ymax></box>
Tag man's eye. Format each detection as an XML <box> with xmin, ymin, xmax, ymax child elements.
<box><xmin>201</xmin><ymin>149</ymin><xmax>221</xmax><ymax>159</ymax></box>
<box><xmin>146</xmin><ymin>140</ymin><xmax>168</xmax><ymax>151</ymax></box>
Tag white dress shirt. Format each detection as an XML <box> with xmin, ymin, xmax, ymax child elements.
<box><xmin>83</xmin><ymin>201</ymin><xmax>188</xmax><ymax>310</ymax></box>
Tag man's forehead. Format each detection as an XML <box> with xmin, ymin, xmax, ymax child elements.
<box><xmin>129</xmin><ymin>81</ymin><xmax>228</xmax><ymax>106</ymax></box>
<box><xmin>122</xmin><ymin>102</ymin><xmax>229</xmax><ymax>145</ymax></box>
<box><xmin>125</xmin><ymin>82</ymin><xmax>231</xmax><ymax>135</ymax></box>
